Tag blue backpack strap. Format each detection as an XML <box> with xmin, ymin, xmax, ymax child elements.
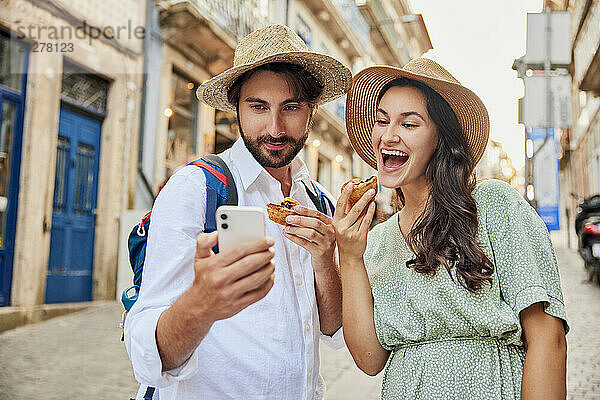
<box><xmin>123</xmin><ymin>211</ymin><xmax>152</xmax><ymax>312</ymax></box>
<box><xmin>187</xmin><ymin>155</ymin><xmax>237</xmax><ymax>253</ymax></box>
<box><xmin>312</xmin><ymin>181</ymin><xmax>335</xmax><ymax>216</ymax></box>
<box><xmin>302</xmin><ymin>180</ymin><xmax>335</xmax><ymax>216</ymax></box>
<box><xmin>129</xmin><ymin>211</ymin><xmax>152</xmax><ymax>288</ymax></box>
<box><xmin>201</xmin><ymin>154</ymin><xmax>238</xmax><ymax>206</ymax></box>
<box><xmin>143</xmin><ymin>386</ymin><xmax>155</xmax><ymax>399</ymax></box>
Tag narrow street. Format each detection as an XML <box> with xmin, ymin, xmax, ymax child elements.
<box><xmin>0</xmin><ymin>243</ymin><xmax>597</xmax><ymax>399</ymax></box>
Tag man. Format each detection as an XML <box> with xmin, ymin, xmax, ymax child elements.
<box><xmin>124</xmin><ymin>24</ymin><xmax>352</xmax><ymax>399</ymax></box>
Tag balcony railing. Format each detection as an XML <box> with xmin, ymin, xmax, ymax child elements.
<box><xmin>356</xmin><ymin>0</ymin><xmax>406</xmax><ymax>64</ymax></box>
<box><xmin>332</xmin><ymin>0</ymin><xmax>372</xmax><ymax>50</ymax></box>
<box><xmin>323</xmin><ymin>95</ymin><xmax>347</xmax><ymax>122</ymax></box>
<box><xmin>193</xmin><ymin>0</ymin><xmax>270</xmax><ymax>40</ymax></box>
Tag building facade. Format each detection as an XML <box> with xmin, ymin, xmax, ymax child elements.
<box><xmin>545</xmin><ymin>0</ymin><xmax>600</xmax><ymax>248</ymax></box>
<box><xmin>0</xmin><ymin>0</ymin><xmax>145</xmax><ymax>327</ymax></box>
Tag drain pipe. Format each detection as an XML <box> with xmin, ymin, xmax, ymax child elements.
<box><xmin>137</xmin><ymin>0</ymin><xmax>156</xmax><ymax>203</ymax></box>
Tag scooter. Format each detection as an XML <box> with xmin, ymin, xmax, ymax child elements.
<box><xmin>575</xmin><ymin>195</ymin><xmax>600</xmax><ymax>284</ymax></box>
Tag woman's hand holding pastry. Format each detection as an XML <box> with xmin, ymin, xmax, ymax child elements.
<box><xmin>332</xmin><ymin>183</ymin><xmax>376</xmax><ymax>263</ymax></box>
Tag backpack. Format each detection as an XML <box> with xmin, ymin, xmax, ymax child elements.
<box><xmin>121</xmin><ymin>155</ymin><xmax>334</xmax><ymax>313</ymax></box>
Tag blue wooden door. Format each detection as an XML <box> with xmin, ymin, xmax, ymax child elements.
<box><xmin>45</xmin><ymin>108</ymin><xmax>101</xmax><ymax>303</ymax></box>
<box><xmin>0</xmin><ymin>32</ymin><xmax>28</xmax><ymax>306</ymax></box>
<box><xmin>0</xmin><ymin>96</ymin><xmax>26</xmax><ymax>306</ymax></box>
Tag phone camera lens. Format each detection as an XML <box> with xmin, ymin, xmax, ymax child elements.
<box><xmin>221</xmin><ymin>223</ymin><xmax>228</xmax><ymax>229</ymax></box>
<box><xmin>220</xmin><ymin>214</ymin><xmax>227</xmax><ymax>220</ymax></box>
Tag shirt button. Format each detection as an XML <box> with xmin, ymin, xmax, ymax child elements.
<box><xmin>307</xmin><ymin>370</ymin><xmax>312</xmax><ymax>381</ymax></box>
<box><xmin>305</xmin><ymin>323</ymin><xmax>310</xmax><ymax>333</ymax></box>
<box><xmin>296</xmin><ymin>277</ymin><xmax>303</xmax><ymax>286</ymax></box>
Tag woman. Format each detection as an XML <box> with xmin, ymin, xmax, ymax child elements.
<box><xmin>333</xmin><ymin>58</ymin><xmax>568</xmax><ymax>399</ymax></box>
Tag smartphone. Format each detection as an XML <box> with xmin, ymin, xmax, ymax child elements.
<box><xmin>216</xmin><ymin>206</ymin><xmax>266</xmax><ymax>252</ymax></box>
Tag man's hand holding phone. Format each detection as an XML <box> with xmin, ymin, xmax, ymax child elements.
<box><xmin>190</xmin><ymin>231</ymin><xmax>275</xmax><ymax>322</ymax></box>
<box><xmin>156</xmin><ymin>229</ymin><xmax>275</xmax><ymax>371</ymax></box>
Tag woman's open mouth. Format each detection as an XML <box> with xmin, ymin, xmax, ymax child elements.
<box><xmin>381</xmin><ymin>149</ymin><xmax>409</xmax><ymax>171</ymax></box>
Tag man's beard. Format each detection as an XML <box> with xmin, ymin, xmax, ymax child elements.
<box><xmin>240</xmin><ymin>125</ymin><xmax>309</xmax><ymax>168</ymax></box>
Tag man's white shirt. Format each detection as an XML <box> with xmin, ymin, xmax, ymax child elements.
<box><xmin>124</xmin><ymin>138</ymin><xmax>343</xmax><ymax>400</ymax></box>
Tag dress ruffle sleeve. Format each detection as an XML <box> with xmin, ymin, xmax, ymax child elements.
<box><xmin>478</xmin><ymin>180</ymin><xmax>568</xmax><ymax>334</ymax></box>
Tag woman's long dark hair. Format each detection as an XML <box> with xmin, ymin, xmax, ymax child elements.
<box><xmin>378</xmin><ymin>78</ymin><xmax>493</xmax><ymax>292</ymax></box>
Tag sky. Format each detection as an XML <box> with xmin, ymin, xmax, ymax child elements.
<box><xmin>407</xmin><ymin>0</ymin><xmax>544</xmax><ymax>169</ymax></box>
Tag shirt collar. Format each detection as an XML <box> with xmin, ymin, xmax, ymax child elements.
<box><xmin>290</xmin><ymin>153</ymin><xmax>313</xmax><ymax>193</ymax></box>
<box><xmin>229</xmin><ymin>137</ymin><xmax>314</xmax><ymax>192</ymax></box>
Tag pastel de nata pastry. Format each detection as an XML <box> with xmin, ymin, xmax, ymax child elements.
<box><xmin>341</xmin><ymin>176</ymin><xmax>378</xmax><ymax>207</ymax></box>
<box><xmin>266</xmin><ymin>197</ymin><xmax>300</xmax><ymax>225</ymax></box>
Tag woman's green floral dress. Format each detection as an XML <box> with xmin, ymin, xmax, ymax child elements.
<box><xmin>364</xmin><ymin>179</ymin><xmax>568</xmax><ymax>400</ymax></box>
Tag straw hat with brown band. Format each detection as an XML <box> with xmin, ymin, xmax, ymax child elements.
<box><xmin>345</xmin><ymin>58</ymin><xmax>490</xmax><ymax>170</ymax></box>
<box><xmin>197</xmin><ymin>24</ymin><xmax>352</xmax><ymax>112</ymax></box>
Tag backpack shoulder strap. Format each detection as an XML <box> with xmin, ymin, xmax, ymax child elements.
<box><xmin>313</xmin><ymin>181</ymin><xmax>335</xmax><ymax>216</ymax></box>
<box><xmin>200</xmin><ymin>154</ymin><xmax>238</xmax><ymax>205</ymax></box>
<box><xmin>302</xmin><ymin>180</ymin><xmax>335</xmax><ymax>216</ymax></box>
<box><xmin>187</xmin><ymin>154</ymin><xmax>238</xmax><ymax>253</ymax></box>
<box><xmin>301</xmin><ymin>181</ymin><xmax>324</xmax><ymax>214</ymax></box>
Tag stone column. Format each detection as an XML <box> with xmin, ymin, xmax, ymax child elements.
<box><xmin>11</xmin><ymin>53</ymin><xmax>63</xmax><ymax>306</ymax></box>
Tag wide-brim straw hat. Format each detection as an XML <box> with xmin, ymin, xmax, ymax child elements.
<box><xmin>197</xmin><ymin>24</ymin><xmax>352</xmax><ymax>112</ymax></box>
<box><xmin>346</xmin><ymin>58</ymin><xmax>489</xmax><ymax>170</ymax></box>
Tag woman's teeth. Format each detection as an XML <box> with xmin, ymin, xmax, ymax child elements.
<box><xmin>382</xmin><ymin>149</ymin><xmax>408</xmax><ymax>157</ymax></box>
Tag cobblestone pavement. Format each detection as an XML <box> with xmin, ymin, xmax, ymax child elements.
<box><xmin>0</xmin><ymin>245</ymin><xmax>597</xmax><ymax>399</ymax></box>
<box><xmin>558</xmin><ymin>247</ymin><xmax>600</xmax><ymax>400</ymax></box>
<box><xmin>0</xmin><ymin>302</ymin><xmax>139</xmax><ymax>400</ymax></box>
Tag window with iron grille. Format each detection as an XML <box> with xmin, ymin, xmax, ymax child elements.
<box><xmin>61</xmin><ymin>61</ymin><xmax>109</xmax><ymax>114</ymax></box>
<box><xmin>0</xmin><ymin>34</ymin><xmax>26</xmax><ymax>92</ymax></box>
<box><xmin>296</xmin><ymin>17</ymin><xmax>312</xmax><ymax>50</ymax></box>
<box><xmin>165</xmin><ymin>70</ymin><xmax>199</xmax><ymax>177</ymax></box>
<box><xmin>317</xmin><ymin>154</ymin><xmax>331</xmax><ymax>192</ymax></box>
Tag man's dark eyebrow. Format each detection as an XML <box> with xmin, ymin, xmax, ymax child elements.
<box><xmin>281</xmin><ymin>98</ymin><xmax>305</xmax><ymax>106</ymax></box>
<box><xmin>243</xmin><ymin>97</ymin><xmax>306</xmax><ymax>107</ymax></box>
<box><xmin>244</xmin><ymin>97</ymin><xmax>268</xmax><ymax>104</ymax></box>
